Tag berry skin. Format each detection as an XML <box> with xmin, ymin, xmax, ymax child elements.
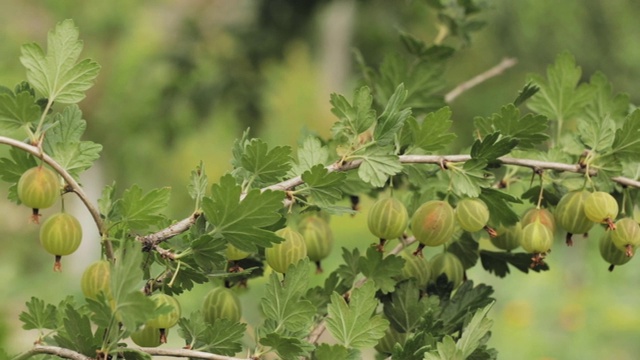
<box><xmin>147</xmin><ymin>293</ymin><xmax>181</xmax><ymax>330</ymax></box>
<box><xmin>554</xmin><ymin>190</ymin><xmax>594</xmax><ymax>245</ymax></box>
<box><xmin>226</xmin><ymin>244</ymin><xmax>250</xmax><ymax>261</ymax></box>
<box><xmin>265</xmin><ymin>227</ymin><xmax>307</xmax><ymax>274</ymax></box>
<box><xmin>18</xmin><ymin>166</ymin><xmax>60</xmax><ymax>222</ymax></box>
<box><xmin>131</xmin><ymin>326</ymin><xmax>165</xmax><ymax>347</ymax></box>
<box><xmin>490</xmin><ymin>223</ymin><xmax>522</xmax><ymax>251</ymax></box>
<box><xmin>455</xmin><ymin>198</ymin><xmax>490</xmax><ymax>233</ymax></box>
<box><xmin>81</xmin><ymin>260</ymin><xmax>111</xmax><ymax>300</ymax></box>
<box><xmin>584</xmin><ymin>191</ymin><xmax>619</xmax><ymax>229</ymax></box>
<box><xmin>411</xmin><ymin>200</ymin><xmax>455</xmax><ymax>248</ymax></box>
<box><xmin>397</xmin><ymin>248</ymin><xmax>431</xmax><ymax>288</ymax></box>
<box><xmin>298</xmin><ymin>215</ymin><xmax>333</xmax><ymax>272</ymax></box>
<box><xmin>600</xmin><ymin>232</ymin><xmax>633</xmax><ymax>272</ymax></box>
<box><xmin>430</xmin><ymin>252</ymin><xmax>464</xmax><ymax>289</ymax></box>
<box><xmin>520</xmin><ymin>220</ymin><xmax>554</xmax><ymax>254</ymax></box>
<box><xmin>521</xmin><ymin>208</ymin><xmax>556</xmax><ymax>233</ymax></box>
<box><xmin>40</xmin><ymin>212</ymin><xmax>82</xmax><ymax>271</ymax></box>
<box><xmin>610</xmin><ymin>218</ymin><xmax>640</xmax><ymax>257</ymax></box>
<box><xmin>368</xmin><ymin>197</ymin><xmax>409</xmax><ymax>240</ymax></box>
<box><xmin>202</xmin><ymin>287</ymin><xmax>242</xmax><ymax>324</ymax></box>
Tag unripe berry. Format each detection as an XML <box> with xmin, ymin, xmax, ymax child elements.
<box><xmin>299</xmin><ymin>215</ymin><xmax>333</xmax><ymax>262</ymax></box>
<box><xmin>521</xmin><ymin>208</ymin><xmax>556</xmax><ymax>233</ymax></box>
<box><xmin>147</xmin><ymin>293</ymin><xmax>181</xmax><ymax>330</ymax></box>
<box><xmin>368</xmin><ymin>197</ymin><xmax>409</xmax><ymax>240</ymax></box>
<box><xmin>490</xmin><ymin>223</ymin><xmax>522</xmax><ymax>251</ymax></box>
<box><xmin>520</xmin><ymin>219</ymin><xmax>553</xmax><ymax>254</ymax></box>
<box><xmin>265</xmin><ymin>227</ymin><xmax>307</xmax><ymax>274</ymax></box>
<box><xmin>131</xmin><ymin>325</ymin><xmax>165</xmax><ymax>347</ymax></box>
<box><xmin>226</xmin><ymin>244</ymin><xmax>250</xmax><ymax>261</ymax></box>
<box><xmin>611</xmin><ymin>217</ymin><xmax>640</xmax><ymax>257</ymax></box>
<box><xmin>411</xmin><ymin>201</ymin><xmax>455</xmax><ymax>247</ymax></box>
<box><xmin>202</xmin><ymin>287</ymin><xmax>242</xmax><ymax>324</ymax></box>
<box><xmin>17</xmin><ymin>166</ymin><xmax>60</xmax><ymax>211</ymax></box>
<box><xmin>584</xmin><ymin>191</ymin><xmax>618</xmax><ymax>229</ymax></box>
<box><xmin>554</xmin><ymin>190</ymin><xmax>594</xmax><ymax>245</ymax></box>
<box><xmin>81</xmin><ymin>260</ymin><xmax>111</xmax><ymax>300</ymax></box>
<box><xmin>600</xmin><ymin>232</ymin><xmax>633</xmax><ymax>271</ymax></box>
<box><xmin>455</xmin><ymin>198</ymin><xmax>490</xmax><ymax>232</ymax></box>
<box><xmin>430</xmin><ymin>252</ymin><xmax>464</xmax><ymax>289</ymax></box>
<box><xmin>397</xmin><ymin>248</ymin><xmax>431</xmax><ymax>288</ymax></box>
<box><xmin>40</xmin><ymin>212</ymin><xmax>82</xmax><ymax>271</ymax></box>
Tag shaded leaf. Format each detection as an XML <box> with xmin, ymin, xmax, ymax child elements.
<box><xmin>359</xmin><ymin>247</ymin><xmax>404</xmax><ymax>294</ymax></box>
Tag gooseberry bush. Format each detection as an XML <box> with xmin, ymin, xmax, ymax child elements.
<box><xmin>4</xmin><ymin>3</ymin><xmax>640</xmax><ymax>360</ymax></box>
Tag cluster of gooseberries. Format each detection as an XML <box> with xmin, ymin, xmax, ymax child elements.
<box><xmin>17</xmin><ymin>165</ymin><xmax>82</xmax><ymax>271</ymax></box>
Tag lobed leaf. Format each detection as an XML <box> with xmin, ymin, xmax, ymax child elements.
<box><xmin>359</xmin><ymin>247</ymin><xmax>404</xmax><ymax>294</ymax></box>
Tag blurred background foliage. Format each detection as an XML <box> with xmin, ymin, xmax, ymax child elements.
<box><xmin>1</xmin><ymin>0</ymin><xmax>640</xmax><ymax>359</ymax></box>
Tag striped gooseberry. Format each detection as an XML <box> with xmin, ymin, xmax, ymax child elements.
<box><xmin>600</xmin><ymin>232</ymin><xmax>633</xmax><ymax>272</ymax></box>
<box><xmin>430</xmin><ymin>252</ymin><xmax>464</xmax><ymax>289</ymax></box>
<box><xmin>397</xmin><ymin>248</ymin><xmax>431</xmax><ymax>288</ymax></box>
<box><xmin>298</xmin><ymin>214</ymin><xmax>333</xmax><ymax>273</ymax></box>
<box><xmin>584</xmin><ymin>191</ymin><xmax>618</xmax><ymax>229</ymax></box>
<box><xmin>554</xmin><ymin>190</ymin><xmax>594</xmax><ymax>245</ymax></box>
<box><xmin>610</xmin><ymin>217</ymin><xmax>640</xmax><ymax>257</ymax></box>
<box><xmin>265</xmin><ymin>227</ymin><xmax>307</xmax><ymax>274</ymax></box>
<box><xmin>202</xmin><ymin>287</ymin><xmax>242</xmax><ymax>324</ymax></box>
<box><xmin>490</xmin><ymin>223</ymin><xmax>522</xmax><ymax>251</ymax></box>
<box><xmin>40</xmin><ymin>212</ymin><xmax>82</xmax><ymax>272</ymax></box>
<box><xmin>131</xmin><ymin>325</ymin><xmax>165</xmax><ymax>347</ymax></box>
<box><xmin>147</xmin><ymin>293</ymin><xmax>181</xmax><ymax>343</ymax></box>
<box><xmin>521</xmin><ymin>207</ymin><xmax>556</xmax><ymax>233</ymax></box>
<box><xmin>520</xmin><ymin>219</ymin><xmax>554</xmax><ymax>266</ymax></box>
<box><xmin>455</xmin><ymin>198</ymin><xmax>493</xmax><ymax>236</ymax></box>
<box><xmin>411</xmin><ymin>200</ymin><xmax>455</xmax><ymax>253</ymax></box>
<box><xmin>81</xmin><ymin>260</ymin><xmax>111</xmax><ymax>300</ymax></box>
<box><xmin>18</xmin><ymin>166</ymin><xmax>60</xmax><ymax>222</ymax></box>
<box><xmin>368</xmin><ymin>197</ymin><xmax>409</xmax><ymax>243</ymax></box>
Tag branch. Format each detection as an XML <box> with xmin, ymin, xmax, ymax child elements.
<box><xmin>445</xmin><ymin>57</ymin><xmax>518</xmax><ymax>103</ymax></box>
<box><xmin>0</xmin><ymin>136</ymin><xmax>113</xmax><ymax>260</ymax></box>
<box><xmin>134</xmin><ymin>347</ymin><xmax>250</xmax><ymax>360</ymax></box>
<box><xmin>12</xmin><ymin>345</ymin><xmax>92</xmax><ymax>360</ymax></box>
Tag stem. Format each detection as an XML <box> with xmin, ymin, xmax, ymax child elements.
<box><xmin>134</xmin><ymin>347</ymin><xmax>250</xmax><ymax>360</ymax></box>
<box><xmin>445</xmin><ymin>58</ymin><xmax>518</xmax><ymax>103</ymax></box>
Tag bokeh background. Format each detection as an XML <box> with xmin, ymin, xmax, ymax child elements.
<box><xmin>1</xmin><ymin>0</ymin><xmax>640</xmax><ymax>359</ymax></box>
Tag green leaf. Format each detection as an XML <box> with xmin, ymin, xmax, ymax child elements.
<box><xmin>261</xmin><ymin>258</ymin><xmax>316</xmax><ymax>333</ymax></box>
<box><xmin>260</xmin><ymin>333</ymin><xmax>314</xmax><ymax>360</ymax></box>
<box><xmin>299</xmin><ymin>165</ymin><xmax>346</xmax><ymax>207</ymax></box>
<box><xmin>610</xmin><ymin>109</ymin><xmax>640</xmax><ymax>161</ymax></box>
<box><xmin>584</xmin><ymin>72</ymin><xmax>629</xmax><ymax>125</ymax></box>
<box><xmin>527</xmin><ymin>52</ymin><xmax>594</xmax><ymax>124</ymax></box>
<box><xmin>188</xmin><ymin>161</ymin><xmax>208</xmax><ymax>207</ymax></box>
<box><xmin>330</xmin><ymin>86</ymin><xmax>376</xmax><ymax>141</ymax></box>
<box><xmin>240</xmin><ymin>139</ymin><xmax>292</xmax><ymax>184</ymax></box>
<box><xmin>405</xmin><ymin>107</ymin><xmax>456</xmax><ymax>153</ymax></box>
<box><xmin>289</xmin><ymin>136</ymin><xmax>330</xmax><ymax>176</ymax></box>
<box><xmin>457</xmin><ymin>303</ymin><xmax>494</xmax><ymax>358</ymax></box>
<box><xmin>19</xmin><ymin>19</ymin><xmax>100</xmax><ymax>104</ymax></box>
<box><xmin>43</xmin><ymin>105</ymin><xmax>102</xmax><ymax>179</ymax></box>
<box><xmin>178</xmin><ymin>313</ymin><xmax>245</xmax><ymax>356</ymax></box>
<box><xmin>112</xmin><ymin>349</ymin><xmax>151</xmax><ymax>360</ymax></box>
<box><xmin>110</xmin><ymin>241</ymin><xmax>156</xmax><ymax>332</ymax></box>
<box><xmin>578</xmin><ymin>114</ymin><xmax>615</xmax><ymax>152</ymax></box>
<box><xmin>203</xmin><ymin>174</ymin><xmax>284</xmax><ymax>252</ymax></box>
<box><xmin>54</xmin><ymin>304</ymin><xmax>101</xmax><ymax>357</ymax></box>
<box><xmin>314</xmin><ymin>344</ymin><xmax>360</xmax><ymax>360</ymax></box>
<box><xmin>325</xmin><ymin>281</ymin><xmax>389</xmax><ymax>349</ymax></box>
<box><xmin>470</xmin><ymin>132</ymin><xmax>518</xmax><ymax>163</ymax></box>
<box><xmin>19</xmin><ymin>297</ymin><xmax>57</xmax><ymax>331</ymax></box>
<box><xmin>478</xmin><ymin>188</ymin><xmax>521</xmax><ymax>226</ymax></box>
<box><xmin>424</xmin><ymin>335</ymin><xmax>464</xmax><ymax>360</ymax></box>
<box><xmin>0</xmin><ymin>89</ymin><xmax>40</xmax><ymax>129</ymax></box>
<box><xmin>356</xmin><ymin>147</ymin><xmax>402</xmax><ymax>187</ymax></box>
<box><xmin>479</xmin><ymin>250</ymin><xmax>549</xmax><ymax>278</ymax></box>
<box><xmin>336</xmin><ymin>247</ymin><xmax>361</xmax><ymax>288</ymax></box>
<box><xmin>447</xmin><ymin>233</ymin><xmax>479</xmax><ymax>270</ymax></box>
<box><xmin>474</xmin><ymin>105</ymin><xmax>549</xmax><ymax>149</ymax></box>
<box><xmin>359</xmin><ymin>247</ymin><xmax>404</xmax><ymax>294</ymax></box>
<box><xmin>446</xmin><ymin>159</ymin><xmax>494</xmax><ymax>198</ymax></box>
<box><xmin>438</xmin><ymin>281</ymin><xmax>494</xmax><ymax>333</ymax></box>
<box><xmin>383</xmin><ymin>281</ymin><xmax>438</xmax><ymax>333</ymax></box>
<box><xmin>113</xmin><ymin>185</ymin><xmax>171</xmax><ymax>231</ymax></box>
<box><xmin>513</xmin><ymin>82</ymin><xmax>539</xmax><ymax>107</ymax></box>
<box><xmin>190</xmin><ymin>234</ymin><xmax>226</xmax><ymax>270</ymax></box>
<box><xmin>374</xmin><ymin>83</ymin><xmax>411</xmax><ymax>146</ymax></box>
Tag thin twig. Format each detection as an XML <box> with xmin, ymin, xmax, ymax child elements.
<box><xmin>445</xmin><ymin>57</ymin><xmax>518</xmax><ymax>103</ymax></box>
<box><xmin>134</xmin><ymin>347</ymin><xmax>250</xmax><ymax>360</ymax></box>
<box><xmin>11</xmin><ymin>345</ymin><xmax>92</xmax><ymax>360</ymax></box>
<box><xmin>0</xmin><ymin>135</ymin><xmax>113</xmax><ymax>260</ymax></box>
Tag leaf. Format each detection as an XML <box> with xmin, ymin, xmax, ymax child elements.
<box><xmin>473</xmin><ymin>105</ymin><xmax>549</xmax><ymax>149</ymax></box>
<box><xmin>356</xmin><ymin>147</ymin><xmax>403</xmax><ymax>187</ymax></box>
<box><xmin>470</xmin><ymin>132</ymin><xmax>518</xmax><ymax>163</ymax></box>
<box><xmin>336</xmin><ymin>247</ymin><xmax>361</xmax><ymax>288</ymax></box>
<box><xmin>405</xmin><ymin>107</ymin><xmax>456</xmax><ymax>153</ymax></box>
<box><xmin>578</xmin><ymin>115</ymin><xmax>615</xmax><ymax>152</ymax></box>
<box><xmin>289</xmin><ymin>136</ymin><xmax>330</xmax><ymax>176</ymax></box>
<box><xmin>178</xmin><ymin>313</ymin><xmax>245</xmax><ymax>356</ymax></box>
<box><xmin>325</xmin><ymin>281</ymin><xmax>389</xmax><ymax>349</ymax></box>
<box><xmin>110</xmin><ymin>241</ymin><xmax>156</xmax><ymax>332</ymax></box>
<box><xmin>54</xmin><ymin>304</ymin><xmax>101</xmax><ymax>356</ymax></box>
<box><xmin>0</xmin><ymin>89</ymin><xmax>40</xmax><ymax>129</ymax></box>
<box><xmin>527</xmin><ymin>52</ymin><xmax>594</xmax><ymax>123</ymax></box>
<box><xmin>261</xmin><ymin>258</ymin><xmax>316</xmax><ymax>333</ymax></box>
<box><xmin>447</xmin><ymin>159</ymin><xmax>494</xmax><ymax>198</ymax></box>
<box><xmin>113</xmin><ymin>185</ymin><xmax>171</xmax><ymax>231</ymax></box>
<box><xmin>513</xmin><ymin>82</ymin><xmax>539</xmax><ymax>107</ymax></box>
<box><xmin>203</xmin><ymin>174</ymin><xmax>284</xmax><ymax>252</ymax></box>
<box><xmin>190</xmin><ymin>234</ymin><xmax>226</xmax><ymax>270</ymax></box>
<box><xmin>479</xmin><ymin>251</ymin><xmax>549</xmax><ymax>278</ymax></box>
<box><xmin>240</xmin><ymin>139</ymin><xmax>292</xmax><ymax>184</ymax></box>
<box><xmin>330</xmin><ymin>86</ymin><xmax>376</xmax><ymax>141</ymax></box>
<box><xmin>19</xmin><ymin>19</ymin><xmax>100</xmax><ymax>104</ymax></box>
<box><xmin>43</xmin><ymin>105</ymin><xmax>102</xmax><ymax>179</ymax></box>
<box><xmin>457</xmin><ymin>303</ymin><xmax>494</xmax><ymax>358</ymax></box>
<box><xmin>188</xmin><ymin>161</ymin><xmax>208</xmax><ymax>207</ymax></box>
<box><xmin>478</xmin><ymin>188</ymin><xmax>521</xmax><ymax>226</ymax></box>
<box><xmin>374</xmin><ymin>83</ymin><xmax>411</xmax><ymax>146</ymax></box>
<box><xmin>610</xmin><ymin>109</ymin><xmax>640</xmax><ymax>161</ymax></box>
<box><xmin>113</xmin><ymin>349</ymin><xmax>151</xmax><ymax>360</ymax></box>
<box><xmin>383</xmin><ymin>281</ymin><xmax>437</xmax><ymax>332</ymax></box>
<box><xmin>299</xmin><ymin>165</ymin><xmax>346</xmax><ymax>207</ymax></box>
<box><xmin>438</xmin><ymin>281</ymin><xmax>495</xmax><ymax>333</ymax></box>
<box><xmin>358</xmin><ymin>247</ymin><xmax>404</xmax><ymax>294</ymax></box>
<box><xmin>424</xmin><ymin>335</ymin><xmax>464</xmax><ymax>360</ymax></box>
<box><xmin>314</xmin><ymin>344</ymin><xmax>361</xmax><ymax>360</ymax></box>
<box><xmin>260</xmin><ymin>333</ymin><xmax>314</xmax><ymax>360</ymax></box>
<box><xmin>583</xmin><ymin>71</ymin><xmax>629</xmax><ymax>125</ymax></box>
<box><xmin>447</xmin><ymin>233</ymin><xmax>479</xmax><ymax>270</ymax></box>
<box><xmin>19</xmin><ymin>297</ymin><xmax>57</xmax><ymax>331</ymax></box>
